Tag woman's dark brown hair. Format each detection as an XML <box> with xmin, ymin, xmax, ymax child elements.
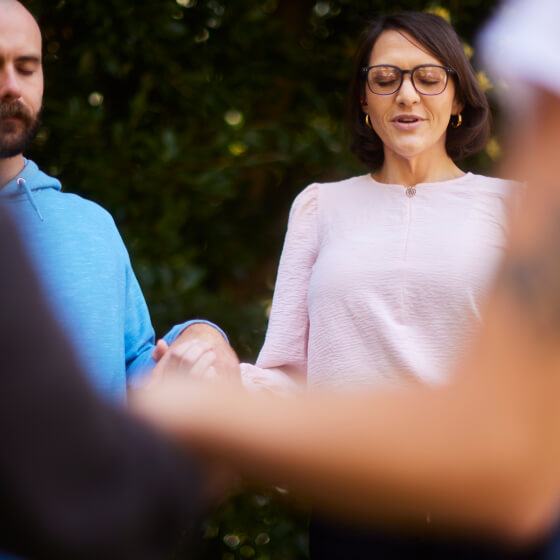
<box><xmin>348</xmin><ymin>12</ymin><xmax>490</xmax><ymax>170</ymax></box>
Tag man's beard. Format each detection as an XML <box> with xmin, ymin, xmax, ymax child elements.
<box><xmin>0</xmin><ymin>102</ymin><xmax>42</xmax><ymax>158</ymax></box>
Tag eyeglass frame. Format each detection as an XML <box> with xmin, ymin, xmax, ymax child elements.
<box><xmin>361</xmin><ymin>64</ymin><xmax>456</xmax><ymax>96</ymax></box>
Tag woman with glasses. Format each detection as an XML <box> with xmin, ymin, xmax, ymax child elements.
<box><xmin>236</xmin><ymin>11</ymin><xmax>517</xmax><ymax>559</ymax></box>
<box><xmin>243</xmin><ymin>12</ymin><xmax>514</xmax><ymax>396</ymax></box>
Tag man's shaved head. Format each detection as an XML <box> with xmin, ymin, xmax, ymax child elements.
<box><xmin>0</xmin><ymin>0</ymin><xmax>41</xmax><ymax>35</ymax></box>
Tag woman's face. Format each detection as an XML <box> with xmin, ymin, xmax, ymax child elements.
<box><xmin>363</xmin><ymin>30</ymin><xmax>462</xmax><ymax>165</ymax></box>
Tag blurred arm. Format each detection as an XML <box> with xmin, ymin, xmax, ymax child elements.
<box><xmin>133</xmin><ymin>93</ymin><xmax>560</xmax><ymax>545</ymax></box>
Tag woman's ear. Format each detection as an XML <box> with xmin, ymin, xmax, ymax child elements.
<box><xmin>360</xmin><ymin>96</ymin><xmax>368</xmax><ymax>112</ymax></box>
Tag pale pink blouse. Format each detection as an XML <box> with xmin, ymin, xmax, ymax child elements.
<box><xmin>241</xmin><ymin>173</ymin><xmax>516</xmax><ymax>393</ymax></box>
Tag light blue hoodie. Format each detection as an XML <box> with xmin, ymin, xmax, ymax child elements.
<box><xmin>0</xmin><ymin>159</ymin><xmax>221</xmax><ymax>400</ymax></box>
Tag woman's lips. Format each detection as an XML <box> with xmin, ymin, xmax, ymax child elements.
<box><xmin>391</xmin><ymin>116</ymin><xmax>425</xmax><ymax>131</ymax></box>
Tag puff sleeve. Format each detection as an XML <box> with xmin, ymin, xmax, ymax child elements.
<box><xmin>241</xmin><ymin>184</ymin><xmax>319</xmax><ymax>394</ymax></box>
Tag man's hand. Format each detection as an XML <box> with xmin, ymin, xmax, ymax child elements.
<box><xmin>149</xmin><ymin>323</ymin><xmax>240</xmax><ymax>386</ymax></box>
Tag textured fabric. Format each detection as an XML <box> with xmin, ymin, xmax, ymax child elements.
<box><xmin>242</xmin><ymin>172</ymin><xmax>516</xmax><ymax>392</ymax></box>
<box><xmin>0</xmin><ymin>159</ymin><xmax>220</xmax><ymax>399</ymax></box>
<box><xmin>0</xmin><ymin>207</ymin><xmax>204</xmax><ymax>559</ymax></box>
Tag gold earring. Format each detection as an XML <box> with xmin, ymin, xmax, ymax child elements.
<box><xmin>365</xmin><ymin>114</ymin><xmax>373</xmax><ymax>130</ymax></box>
<box><xmin>451</xmin><ymin>113</ymin><xmax>462</xmax><ymax>128</ymax></box>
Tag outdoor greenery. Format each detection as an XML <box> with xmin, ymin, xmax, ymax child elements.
<box><xmin>25</xmin><ymin>0</ymin><xmax>501</xmax><ymax>557</ymax></box>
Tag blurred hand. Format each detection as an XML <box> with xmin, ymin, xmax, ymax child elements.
<box><xmin>131</xmin><ymin>370</ymin><xmax>241</xmax><ymax>504</ymax></box>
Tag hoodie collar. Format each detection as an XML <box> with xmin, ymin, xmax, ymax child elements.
<box><xmin>0</xmin><ymin>159</ymin><xmax>62</xmax><ymax>221</ymax></box>
<box><xmin>0</xmin><ymin>158</ymin><xmax>62</xmax><ymax>197</ymax></box>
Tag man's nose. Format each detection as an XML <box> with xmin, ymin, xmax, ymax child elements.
<box><xmin>0</xmin><ymin>67</ymin><xmax>22</xmax><ymax>102</ymax></box>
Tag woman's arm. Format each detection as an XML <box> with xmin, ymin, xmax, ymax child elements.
<box><xmin>241</xmin><ymin>184</ymin><xmax>319</xmax><ymax>392</ymax></box>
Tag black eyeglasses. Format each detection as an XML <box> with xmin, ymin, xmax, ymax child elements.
<box><xmin>362</xmin><ymin>64</ymin><xmax>455</xmax><ymax>96</ymax></box>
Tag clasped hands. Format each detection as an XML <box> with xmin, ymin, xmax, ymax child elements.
<box><xmin>148</xmin><ymin>322</ymin><xmax>241</xmax><ymax>386</ymax></box>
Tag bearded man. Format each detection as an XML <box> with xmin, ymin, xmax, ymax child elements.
<box><xmin>0</xmin><ymin>0</ymin><xmax>238</xmax><ymax>401</ymax></box>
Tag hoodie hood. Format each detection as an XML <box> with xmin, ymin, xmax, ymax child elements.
<box><xmin>0</xmin><ymin>159</ymin><xmax>62</xmax><ymax>221</ymax></box>
<box><xmin>1</xmin><ymin>158</ymin><xmax>61</xmax><ymax>197</ymax></box>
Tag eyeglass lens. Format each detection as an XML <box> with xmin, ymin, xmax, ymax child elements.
<box><xmin>367</xmin><ymin>66</ymin><xmax>448</xmax><ymax>95</ymax></box>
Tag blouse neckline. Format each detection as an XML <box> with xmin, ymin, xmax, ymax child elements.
<box><xmin>367</xmin><ymin>171</ymin><xmax>473</xmax><ymax>190</ymax></box>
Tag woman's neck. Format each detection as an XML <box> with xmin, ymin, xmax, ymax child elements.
<box><xmin>373</xmin><ymin>152</ymin><xmax>464</xmax><ymax>186</ymax></box>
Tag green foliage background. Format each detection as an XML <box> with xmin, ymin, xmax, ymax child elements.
<box><xmin>24</xmin><ymin>0</ymin><xmax>500</xmax><ymax>557</ymax></box>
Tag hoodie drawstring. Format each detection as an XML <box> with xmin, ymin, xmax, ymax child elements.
<box><xmin>17</xmin><ymin>177</ymin><xmax>44</xmax><ymax>221</ymax></box>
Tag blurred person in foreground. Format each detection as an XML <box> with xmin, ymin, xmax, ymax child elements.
<box><xmin>131</xmin><ymin>0</ymin><xmax>560</xmax><ymax>557</ymax></box>
<box><xmin>0</xmin><ymin>205</ymin><xmax>224</xmax><ymax>558</ymax></box>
